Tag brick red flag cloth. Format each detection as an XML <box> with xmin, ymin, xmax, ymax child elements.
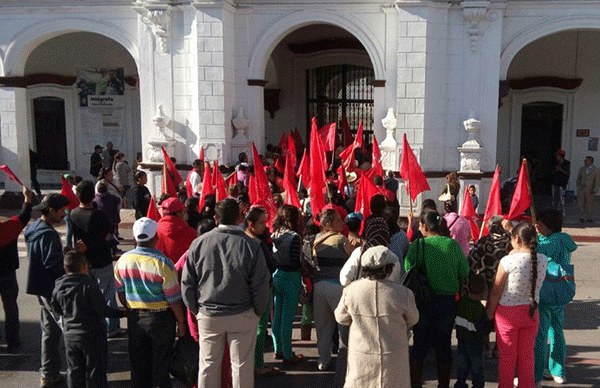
<box><xmin>0</xmin><ymin>165</ymin><xmax>23</xmax><ymax>186</ymax></box>
<box><xmin>460</xmin><ymin>186</ymin><xmax>480</xmax><ymax>243</ymax></box>
<box><xmin>146</xmin><ymin>196</ymin><xmax>161</xmax><ymax>222</ymax></box>
<box><xmin>363</xmin><ymin>135</ymin><xmax>384</xmax><ymax>180</ymax></box>
<box><xmin>283</xmin><ymin>152</ymin><xmax>301</xmax><ymax>208</ymax></box>
<box><xmin>292</xmin><ymin>128</ymin><xmax>303</xmax><ymax>150</ymax></box>
<box><xmin>297</xmin><ymin>149</ymin><xmax>310</xmax><ymax>189</ymax></box>
<box><xmin>185</xmin><ymin>170</ymin><xmax>194</xmax><ymax>198</ymax></box>
<box><xmin>309</xmin><ymin>117</ymin><xmax>327</xmax><ymax>221</ymax></box>
<box><xmin>481</xmin><ymin>166</ymin><xmax>502</xmax><ymax>236</ymax></box>
<box><xmin>287</xmin><ymin>132</ymin><xmax>297</xmax><ymax>169</ymax></box>
<box><xmin>399</xmin><ymin>133</ymin><xmax>430</xmax><ymax>202</ymax></box>
<box><xmin>224</xmin><ymin>171</ymin><xmax>239</xmax><ymax>187</ymax></box>
<box><xmin>274</xmin><ymin>158</ymin><xmax>284</xmax><ymax>174</ymax></box>
<box><xmin>506</xmin><ymin>160</ymin><xmax>531</xmax><ymax>220</ymax></box>
<box><xmin>61</xmin><ymin>176</ymin><xmax>80</xmax><ymax>211</ymax></box>
<box><xmin>354</xmin><ymin>175</ymin><xmax>380</xmax><ymax>218</ymax></box>
<box><xmin>198</xmin><ymin>161</ymin><xmax>214</xmax><ymax>212</ymax></box>
<box><xmin>278</xmin><ymin>132</ymin><xmax>288</xmax><ymax>154</ymax></box>
<box><xmin>213</xmin><ymin>161</ymin><xmax>228</xmax><ymax>201</ymax></box>
<box><xmin>339</xmin><ymin>122</ymin><xmax>363</xmax><ymax>169</ymax></box>
<box><xmin>199</xmin><ymin>143</ymin><xmax>204</xmax><ymax>161</ymax></box>
<box><xmin>161</xmin><ymin>146</ymin><xmax>182</xmax><ymax>186</ymax></box>
<box><xmin>337</xmin><ymin>163</ymin><xmax>348</xmax><ymax>199</ymax></box>
<box><xmin>318</xmin><ymin>123</ymin><xmax>337</xmax><ymax>152</ymax></box>
<box><xmin>251</xmin><ymin>143</ymin><xmax>278</xmax><ymax>225</ymax></box>
<box><xmin>161</xmin><ymin>163</ymin><xmax>178</xmax><ymax>197</ymax></box>
<box><xmin>341</xmin><ymin>113</ymin><xmax>353</xmax><ymax>148</ymax></box>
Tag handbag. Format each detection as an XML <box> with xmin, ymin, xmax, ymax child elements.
<box><xmin>401</xmin><ymin>238</ymin><xmax>432</xmax><ymax>307</ymax></box>
<box><xmin>169</xmin><ymin>334</ymin><xmax>199</xmax><ymax>388</ymax></box>
<box><xmin>539</xmin><ymin>261</ymin><xmax>576</xmax><ymax>306</ymax></box>
<box><xmin>438</xmin><ymin>183</ymin><xmax>454</xmax><ymax>202</ymax></box>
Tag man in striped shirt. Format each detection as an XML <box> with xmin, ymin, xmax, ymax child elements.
<box><xmin>114</xmin><ymin>217</ymin><xmax>186</xmax><ymax>387</ymax></box>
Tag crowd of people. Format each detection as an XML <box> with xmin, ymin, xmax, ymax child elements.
<box><xmin>0</xmin><ymin>137</ymin><xmax>579</xmax><ymax>388</ymax></box>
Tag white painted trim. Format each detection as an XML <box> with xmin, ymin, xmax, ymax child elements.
<box><xmin>247</xmin><ymin>10</ymin><xmax>385</xmax><ymax>81</ymax></box>
<box><xmin>500</xmin><ymin>15</ymin><xmax>600</xmax><ymax>80</ymax></box>
<box><xmin>508</xmin><ymin>88</ymin><xmax>574</xmax><ymax>178</ymax></box>
<box><xmin>3</xmin><ymin>17</ymin><xmax>139</xmax><ymax>76</ymax></box>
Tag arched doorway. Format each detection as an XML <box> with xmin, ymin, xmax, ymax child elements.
<box><xmin>498</xmin><ymin>29</ymin><xmax>600</xmax><ymax>195</ymax></box>
<box><xmin>23</xmin><ymin>31</ymin><xmax>140</xmax><ymax>182</ymax></box>
<box><xmin>262</xmin><ymin>23</ymin><xmax>375</xmax><ymax>148</ymax></box>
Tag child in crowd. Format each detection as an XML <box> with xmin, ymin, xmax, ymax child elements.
<box><xmin>345</xmin><ymin>212</ymin><xmax>363</xmax><ymax>249</ymax></box>
<box><xmin>455</xmin><ymin>274</ymin><xmax>490</xmax><ymax>388</ymax></box>
<box><xmin>469</xmin><ymin>185</ymin><xmax>479</xmax><ymax>212</ymax></box>
<box><xmin>51</xmin><ymin>251</ymin><xmax>125</xmax><ymax>388</ymax></box>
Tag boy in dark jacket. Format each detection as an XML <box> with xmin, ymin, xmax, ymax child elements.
<box><xmin>51</xmin><ymin>251</ymin><xmax>125</xmax><ymax>388</ymax></box>
<box><xmin>454</xmin><ymin>274</ymin><xmax>490</xmax><ymax>388</ymax></box>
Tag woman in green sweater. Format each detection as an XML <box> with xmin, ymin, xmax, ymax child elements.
<box><xmin>405</xmin><ymin>209</ymin><xmax>470</xmax><ymax>388</ymax></box>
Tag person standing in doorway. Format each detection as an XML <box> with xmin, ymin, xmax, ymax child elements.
<box><xmin>90</xmin><ymin>145</ymin><xmax>103</xmax><ymax>179</ymax></box>
<box><xmin>101</xmin><ymin>142</ymin><xmax>115</xmax><ymax>171</ymax></box>
<box><xmin>552</xmin><ymin>150</ymin><xmax>570</xmax><ymax>217</ymax></box>
<box><xmin>575</xmin><ymin>156</ymin><xmax>600</xmax><ymax>223</ymax></box>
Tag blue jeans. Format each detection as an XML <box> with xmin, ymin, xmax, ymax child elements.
<box><xmin>89</xmin><ymin>264</ymin><xmax>120</xmax><ymax>334</ymax></box>
<box><xmin>534</xmin><ymin>304</ymin><xmax>566</xmax><ymax>381</ymax></box>
<box><xmin>38</xmin><ymin>296</ymin><xmax>64</xmax><ymax>378</ymax></box>
<box><xmin>455</xmin><ymin>341</ymin><xmax>485</xmax><ymax>388</ymax></box>
<box><xmin>271</xmin><ymin>269</ymin><xmax>300</xmax><ymax>359</ymax></box>
<box><xmin>411</xmin><ymin>294</ymin><xmax>457</xmax><ymax>365</ymax></box>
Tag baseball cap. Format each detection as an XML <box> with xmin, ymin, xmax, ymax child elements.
<box><xmin>360</xmin><ymin>246</ymin><xmax>397</xmax><ymax>269</ymax></box>
<box><xmin>160</xmin><ymin>197</ymin><xmax>185</xmax><ymax>214</ymax></box>
<box><xmin>33</xmin><ymin>194</ymin><xmax>70</xmax><ymax>211</ymax></box>
<box><xmin>132</xmin><ymin>217</ymin><xmax>158</xmax><ymax>242</ymax></box>
<box><xmin>556</xmin><ymin>149</ymin><xmax>566</xmax><ymax>156</ymax></box>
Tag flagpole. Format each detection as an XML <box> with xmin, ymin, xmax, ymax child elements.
<box><xmin>524</xmin><ymin>158</ymin><xmax>536</xmax><ymax>224</ymax></box>
<box><xmin>478</xmin><ymin>164</ymin><xmax>499</xmax><ymax>240</ymax></box>
<box><xmin>297</xmin><ymin>174</ymin><xmax>302</xmax><ymax>191</ymax></box>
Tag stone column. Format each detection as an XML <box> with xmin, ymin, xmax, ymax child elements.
<box><xmin>0</xmin><ymin>87</ymin><xmax>28</xmax><ymax>203</ymax></box>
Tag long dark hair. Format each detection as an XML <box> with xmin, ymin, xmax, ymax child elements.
<box><xmin>273</xmin><ymin>204</ymin><xmax>301</xmax><ymax>234</ymax></box>
<box><xmin>420</xmin><ymin>209</ymin><xmax>449</xmax><ymax>237</ymax></box>
<box><xmin>511</xmin><ymin>222</ymin><xmax>539</xmax><ymax>318</ymax></box>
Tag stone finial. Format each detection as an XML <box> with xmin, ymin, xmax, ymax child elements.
<box><xmin>133</xmin><ymin>1</ymin><xmax>172</xmax><ymax>53</ymax></box>
<box><xmin>380</xmin><ymin>108</ymin><xmax>398</xmax><ymax>171</ymax></box>
<box><xmin>461</xmin><ymin>1</ymin><xmax>491</xmax><ymax>52</ymax></box>
<box><xmin>232</xmin><ymin>107</ymin><xmax>250</xmax><ymax>140</ymax></box>
<box><xmin>462</xmin><ymin>116</ymin><xmax>481</xmax><ymax>149</ymax></box>
<box><xmin>458</xmin><ymin>113</ymin><xmax>483</xmax><ymax>173</ymax></box>
<box><xmin>152</xmin><ymin>104</ymin><xmax>171</xmax><ymax>140</ymax></box>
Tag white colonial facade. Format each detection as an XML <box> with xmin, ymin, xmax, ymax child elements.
<box><xmin>1</xmin><ymin>0</ymin><xmax>599</xmax><ymax>211</ymax></box>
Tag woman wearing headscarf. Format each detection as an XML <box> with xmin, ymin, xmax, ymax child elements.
<box><xmin>406</xmin><ymin>209</ymin><xmax>469</xmax><ymax>388</ymax></box>
<box><xmin>312</xmin><ymin>209</ymin><xmax>353</xmax><ymax>379</ymax></box>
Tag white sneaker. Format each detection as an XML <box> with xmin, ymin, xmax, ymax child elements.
<box><xmin>317</xmin><ymin>361</ymin><xmax>329</xmax><ymax>371</ymax></box>
<box><xmin>513</xmin><ymin>377</ymin><xmax>518</xmax><ymax>388</ymax></box>
<box><xmin>553</xmin><ymin>375</ymin><xmax>566</xmax><ymax>384</ymax></box>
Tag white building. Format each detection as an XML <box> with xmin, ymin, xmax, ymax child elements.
<box><xmin>1</xmin><ymin>0</ymin><xmax>599</xmax><ymax>210</ymax></box>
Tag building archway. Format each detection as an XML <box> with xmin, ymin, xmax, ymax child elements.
<box><xmin>22</xmin><ymin>31</ymin><xmax>140</xmax><ymax>183</ymax></box>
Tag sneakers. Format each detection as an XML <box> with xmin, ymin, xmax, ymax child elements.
<box><xmin>318</xmin><ymin>361</ymin><xmax>330</xmax><ymax>371</ymax></box>
<box><xmin>544</xmin><ymin>369</ymin><xmax>566</xmax><ymax>384</ymax></box>
<box><xmin>40</xmin><ymin>373</ymin><xmax>65</xmax><ymax>388</ymax></box>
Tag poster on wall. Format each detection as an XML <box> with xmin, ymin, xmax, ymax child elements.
<box><xmin>77</xmin><ymin>68</ymin><xmax>125</xmax><ymax>107</ymax></box>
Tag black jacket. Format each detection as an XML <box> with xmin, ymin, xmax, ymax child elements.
<box><xmin>0</xmin><ymin>203</ymin><xmax>32</xmax><ymax>276</ymax></box>
<box><xmin>25</xmin><ymin>219</ymin><xmax>64</xmax><ymax>298</ymax></box>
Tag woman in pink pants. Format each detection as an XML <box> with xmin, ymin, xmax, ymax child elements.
<box><xmin>487</xmin><ymin>222</ymin><xmax>547</xmax><ymax>388</ymax></box>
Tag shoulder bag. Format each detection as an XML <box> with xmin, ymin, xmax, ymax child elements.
<box><xmin>401</xmin><ymin>238</ymin><xmax>432</xmax><ymax>307</ymax></box>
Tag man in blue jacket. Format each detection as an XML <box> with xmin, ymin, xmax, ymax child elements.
<box><xmin>25</xmin><ymin>193</ymin><xmax>70</xmax><ymax>388</ymax></box>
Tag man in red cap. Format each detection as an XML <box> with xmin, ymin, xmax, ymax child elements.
<box><xmin>552</xmin><ymin>149</ymin><xmax>570</xmax><ymax>216</ymax></box>
<box><xmin>155</xmin><ymin>197</ymin><xmax>198</xmax><ymax>263</ymax></box>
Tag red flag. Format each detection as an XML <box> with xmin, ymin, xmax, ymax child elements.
<box><xmin>161</xmin><ymin>163</ymin><xmax>178</xmax><ymax>197</ymax></box>
<box><xmin>318</xmin><ymin>123</ymin><xmax>337</xmax><ymax>152</ymax></box>
<box><xmin>225</xmin><ymin>171</ymin><xmax>239</xmax><ymax>188</ymax></box>
<box><xmin>252</xmin><ymin>144</ymin><xmax>278</xmax><ymax>225</ymax></box>
<box><xmin>460</xmin><ymin>187</ymin><xmax>480</xmax><ymax>243</ymax></box>
<box><xmin>161</xmin><ymin>146</ymin><xmax>182</xmax><ymax>186</ymax></box>
<box><xmin>278</xmin><ymin>132</ymin><xmax>288</xmax><ymax>154</ymax></box>
<box><xmin>341</xmin><ymin>113</ymin><xmax>353</xmax><ymax>147</ymax></box>
<box><xmin>199</xmin><ymin>144</ymin><xmax>204</xmax><ymax>161</ymax></box>
<box><xmin>371</xmin><ymin>135</ymin><xmax>384</xmax><ymax>177</ymax></box>
<box><xmin>198</xmin><ymin>161</ymin><xmax>214</xmax><ymax>211</ymax></box>
<box><xmin>297</xmin><ymin>149</ymin><xmax>310</xmax><ymax>189</ymax></box>
<box><xmin>248</xmin><ymin>174</ymin><xmax>258</xmax><ymax>204</ymax></box>
<box><xmin>354</xmin><ymin>175</ymin><xmax>380</xmax><ymax>218</ymax></box>
<box><xmin>283</xmin><ymin>152</ymin><xmax>301</xmax><ymax>208</ymax></box>
<box><xmin>185</xmin><ymin>170</ymin><xmax>194</xmax><ymax>198</ymax></box>
<box><xmin>339</xmin><ymin>122</ymin><xmax>364</xmax><ymax>169</ymax></box>
<box><xmin>0</xmin><ymin>165</ymin><xmax>23</xmax><ymax>186</ymax></box>
<box><xmin>274</xmin><ymin>158</ymin><xmax>284</xmax><ymax>174</ymax></box>
<box><xmin>506</xmin><ymin>160</ymin><xmax>532</xmax><ymax>220</ymax></box>
<box><xmin>337</xmin><ymin>163</ymin><xmax>348</xmax><ymax>198</ymax></box>
<box><xmin>399</xmin><ymin>134</ymin><xmax>430</xmax><ymax>202</ymax></box>
<box><xmin>146</xmin><ymin>196</ymin><xmax>161</xmax><ymax>222</ymax></box>
<box><xmin>287</xmin><ymin>131</ymin><xmax>297</xmax><ymax>169</ymax></box>
<box><xmin>481</xmin><ymin>166</ymin><xmax>502</xmax><ymax>236</ymax></box>
<box><xmin>309</xmin><ymin>117</ymin><xmax>327</xmax><ymax>220</ymax></box>
<box><xmin>61</xmin><ymin>176</ymin><xmax>79</xmax><ymax>211</ymax></box>
<box><xmin>291</xmin><ymin>128</ymin><xmax>303</xmax><ymax>150</ymax></box>
<box><xmin>213</xmin><ymin>161</ymin><xmax>228</xmax><ymax>201</ymax></box>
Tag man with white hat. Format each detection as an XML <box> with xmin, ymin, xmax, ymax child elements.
<box><xmin>114</xmin><ymin>217</ymin><xmax>186</xmax><ymax>388</ymax></box>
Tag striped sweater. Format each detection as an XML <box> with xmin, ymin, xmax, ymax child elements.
<box><xmin>114</xmin><ymin>246</ymin><xmax>182</xmax><ymax>310</ymax></box>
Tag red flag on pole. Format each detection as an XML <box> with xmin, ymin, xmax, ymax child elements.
<box><xmin>274</xmin><ymin>158</ymin><xmax>284</xmax><ymax>174</ymax></box>
<box><xmin>309</xmin><ymin>117</ymin><xmax>327</xmax><ymax>220</ymax></box>
<box><xmin>399</xmin><ymin>134</ymin><xmax>430</xmax><ymax>202</ymax></box>
<box><xmin>61</xmin><ymin>176</ymin><xmax>79</xmax><ymax>211</ymax></box>
<box><xmin>297</xmin><ymin>149</ymin><xmax>310</xmax><ymax>189</ymax></box>
<box><xmin>278</xmin><ymin>132</ymin><xmax>288</xmax><ymax>154</ymax></box>
<box><xmin>354</xmin><ymin>175</ymin><xmax>380</xmax><ymax>219</ymax></box>
<box><xmin>337</xmin><ymin>163</ymin><xmax>348</xmax><ymax>198</ymax></box>
<box><xmin>251</xmin><ymin>143</ymin><xmax>278</xmax><ymax>226</ymax></box>
<box><xmin>481</xmin><ymin>166</ymin><xmax>502</xmax><ymax>236</ymax></box>
<box><xmin>341</xmin><ymin>113</ymin><xmax>353</xmax><ymax>147</ymax></box>
<box><xmin>161</xmin><ymin>146</ymin><xmax>182</xmax><ymax>186</ymax></box>
<box><xmin>213</xmin><ymin>161</ymin><xmax>228</xmax><ymax>201</ymax></box>
<box><xmin>199</xmin><ymin>143</ymin><xmax>204</xmax><ymax>161</ymax></box>
<box><xmin>292</xmin><ymin>128</ymin><xmax>303</xmax><ymax>150</ymax></box>
<box><xmin>318</xmin><ymin>123</ymin><xmax>337</xmax><ymax>152</ymax></box>
<box><xmin>287</xmin><ymin>132</ymin><xmax>297</xmax><ymax>169</ymax></box>
<box><xmin>340</xmin><ymin>122</ymin><xmax>364</xmax><ymax>169</ymax></box>
<box><xmin>283</xmin><ymin>152</ymin><xmax>301</xmax><ymax>208</ymax></box>
<box><xmin>0</xmin><ymin>165</ymin><xmax>23</xmax><ymax>186</ymax></box>
<box><xmin>506</xmin><ymin>160</ymin><xmax>532</xmax><ymax>220</ymax></box>
<box><xmin>198</xmin><ymin>161</ymin><xmax>214</xmax><ymax>211</ymax></box>
<box><xmin>161</xmin><ymin>163</ymin><xmax>178</xmax><ymax>197</ymax></box>
<box><xmin>248</xmin><ymin>174</ymin><xmax>258</xmax><ymax>204</ymax></box>
<box><xmin>146</xmin><ymin>196</ymin><xmax>161</xmax><ymax>222</ymax></box>
<box><xmin>460</xmin><ymin>187</ymin><xmax>480</xmax><ymax>243</ymax></box>
<box><xmin>224</xmin><ymin>171</ymin><xmax>239</xmax><ymax>187</ymax></box>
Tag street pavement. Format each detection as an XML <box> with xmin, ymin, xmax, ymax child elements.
<box><xmin>0</xmin><ymin>206</ymin><xmax>599</xmax><ymax>388</ymax></box>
